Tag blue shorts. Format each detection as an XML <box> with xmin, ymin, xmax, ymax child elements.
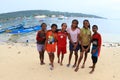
<box><xmin>69</xmin><ymin>42</ymin><xmax>79</xmax><ymax>51</ymax></box>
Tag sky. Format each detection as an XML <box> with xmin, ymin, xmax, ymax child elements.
<box><xmin>0</xmin><ymin>0</ymin><xmax>120</xmax><ymax>19</ymax></box>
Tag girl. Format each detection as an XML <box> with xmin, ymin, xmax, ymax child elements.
<box><xmin>57</xmin><ymin>23</ymin><xmax>67</xmax><ymax>66</ymax></box>
<box><xmin>67</xmin><ymin>19</ymin><xmax>80</xmax><ymax>68</ymax></box>
<box><xmin>89</xmin><ymin>25</ymin><xmax>102</xmax><ymax>74</ymax></box>
<box><xmin>75</xmin><ymin>20</ymin><xmax>91</xmax><ymax>72</ymax></box>
<box><xmin>45</xmin><ymin>24</ymin><xmax>57</xmax><ymax>70</ymax></box>
<box><xmin>36</xmin><ymin>23</ymin><xmax>47</xmax><ymax>65</ymax></box>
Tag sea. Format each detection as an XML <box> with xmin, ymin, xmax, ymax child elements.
<box><xmin>0</xmin><ymin>17</ymin><xmax>120</xmax><ymax>43</ymax></box>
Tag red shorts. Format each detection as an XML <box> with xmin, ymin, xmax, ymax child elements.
<box><xmin>57</xmin><ymin>46</ymin><xmax>66</xmax><ymax>54</ymax></box>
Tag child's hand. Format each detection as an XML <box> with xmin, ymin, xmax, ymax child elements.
<box><xmin>43</xmin><ymin>46</ymin><xmax>46</xmax><ymax>51</ymax></box>
<box><xmin>85</xmin><ymin>48</ymin><xmax>89</xmax><ymax>52</ymax></box>
<box><xmin>82</xmin><ymin>47</ymin><xmax>85</xmax><ymax>52</ymax></box>
<box><xmin>73</xmin><ymin>44</ymin><xmax>77</xmax><ymax>50</ymax></box>
<box><xmin>91</xmin><ymin>49</ymin><xmax>96</xmax><ymax>54</ymax></box>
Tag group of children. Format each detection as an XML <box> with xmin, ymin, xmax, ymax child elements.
<box><xmin>36</xmin><ymin>19</ymin><xmax>102</xmax><ymax>73</ymax></box>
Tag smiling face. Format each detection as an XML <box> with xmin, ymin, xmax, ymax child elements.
<box><xmin>51</xmin><ymin>26</ymin><xmax>57</xmax><ymax>32</ymax></box>
<box><xmin>61</xmin><ymin>23</ymin><xmax>67</xmax><ymax>31</ymax></box>
<box><xmin>83</xmin><ymin>20</ymin><xmax>90</xmax><ymax>29</ymax></box>
<box><xmin>71</xmin><ymin>20</ymin><xmax>78</xmax><ymax>28</ymax></box>
<box><xmin>42</xmin><ymin>24</ymin><xmax>47</xmax><ymax>31</ymax></box>
<box><xmin>92</xmin><ymin>25</ymin><xmax>98</xmax><ymax>33</ymax></box>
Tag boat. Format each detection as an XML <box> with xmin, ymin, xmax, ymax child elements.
<box><xmin>0</xmin><ymin>24</ymin><xmax>24</xmax><ymax>33</ymax></box>
<box><xmin>9</xmin><ymin>25</ymin><xmax>41</xmax><ymax>34</ymax></box>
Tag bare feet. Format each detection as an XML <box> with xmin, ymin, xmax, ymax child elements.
<box><xmin>81</xmin><ymin>64</ymin><xmax>85</xmax><ymax>68</ymax></box>
<box><xmin>89</xmin><ymin>70</ymin><xmax>94</xmax><ymax>74</ymax></box>
<box><xmin>50</xmin><ymin>66</ymin><xmax>54</xmax><ymax>70</ymax></box>
<box><xmin>40</xmin><ymin>62</ymin><xmax>45</xmax><ymax>65</ymax></box>
<box><xmin>60</xmin><ymin>63</ymin><xmax>63</xmax><ymax>66</ymax></box>
<box><xmin>74</xmin><ymin>67</ymin><xmax>79</xmax><ymax>72</ymax></box>
<box><xmin>58</xmin><ymin>59</ymin><xmax>60</xmax><ymax>63</ymax></box>
<box><xmin>66</xmin><ymin>64</ymin><xmax>70</xmax><ymax>67</ymax></box>
<box><xmin>49</xmin><ymin>63</ymin><xmax>52</xmax><ymax>65</ymax></box>
<box><xmin>72</xmin><ymin>64</ymin><xmax>76</xmax><ymax>68</ymax></box>
<box><xmin>89</xmin><ymin>66</ymin><xmax>93</xmax><ymax>68</ymax></box>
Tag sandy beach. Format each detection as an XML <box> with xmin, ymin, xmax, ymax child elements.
<box><xmin>0</xmin><ymin>42</ymin><xmax>120</xmax><ymax>80</ymax></box>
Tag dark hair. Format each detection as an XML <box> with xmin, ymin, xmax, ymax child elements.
<box><xmin>92</xmin><ymin>25</ymin><xmax>98</xmax><ymax>29</ymax></box>
<box><xmin>72</xmin><ymin>19</ymin><xmax>79</xmax><ymax>25</ymax></box>
<box><xmin>83</xmin><ymin>19</ymin><xmax>90</xmax><ymax>29</ymax></box>
<box><xmin>41</xmin><ymin>23</ymin><xmax>47</xmax><ymax>27</ymax></box>
<box><xmin>61</xmin><ymin>23</ymin><xmax>67</xmax><ymax>27</ymax></box>
<box><xmin>72</xmin><ymin>19</ymin><xmax>79</xmax><ymax>28</ymax></box>
<box><xmin>51</xmin><ymin>24</ymin><xmax>58</xmax><ymax>28</ymax></box>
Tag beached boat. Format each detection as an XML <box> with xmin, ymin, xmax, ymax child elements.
<box><xmin>9</xmin><ymin>25</ymin><xmax>41</xmax><ymax>34</ymax></box>
<box><xmin>0</xmin><ymin>24</ymin><xmax>24</xmax><ymax>33</ymax></box>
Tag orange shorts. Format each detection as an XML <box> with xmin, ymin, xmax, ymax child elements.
<box><xmin>46</xmin><ymin>43</ymin><xmax>56</xmax><ymax>53</ymax></box>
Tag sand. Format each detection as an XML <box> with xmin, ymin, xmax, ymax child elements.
<box><xmin>0</xmin><ymin>43</ymin><xmax>120</xmax><ymax>80</ymax></box>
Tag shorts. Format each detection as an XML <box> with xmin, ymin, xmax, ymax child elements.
<box><xmin>57</xmin><ymin>46</ymin><xmax>66</xmax><ymax>54</ymax></box>
<box><xmin>80</xmin><ymin>45</ymin><xmax>90</xmax><ymax>53</ymax></box>
<box><xmin>37</xmin><ymin>44</ymin><xmax>44</xmax><ymax>52</ymax></box>
<box><xmin>69</xmin><ymin>42</ymin><xmax>79</xmax><ymax>51</ymax></box>
<box><xmin>92</xmin><ymin>56</ymin><xmax>98</xmax><ymax>64</ymax></box>
<box><xmin>46</xmin><ymin>43</ymin><xmax>56</xmax><ymax>53</ymax></box>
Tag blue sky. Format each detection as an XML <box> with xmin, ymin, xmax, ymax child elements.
<box><xmin>0</xmin><ymin>0</ymin><xmax>120</xmax><ymax>18</ymax></box>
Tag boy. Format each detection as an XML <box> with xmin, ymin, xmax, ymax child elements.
<box><xmin>89</xmin><ymin>25</ymin><xmax>102</xmax><ymax>74</ymax></box>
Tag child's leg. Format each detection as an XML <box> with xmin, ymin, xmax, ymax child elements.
<box><xmin>82</xmin><ymin>51</ymin><xmax>88</xmax><ymax>68</ymax></box>
<box><xmin>89</xmin><ymin>56</ymin><xmax>98</xmax><ymax>74</ymax></box>
<box><xmin>67</xmin><ymin>51</ymin><xmax>73</xmax><ymax>67</ymax></box>
<box><xmin>73</xmin><ymin>51</ymin><xmax>78</xmax><ymax>68</ymax></box>
<box><xmin>60</xmin><ymin>54</ymin><xmax>64</xmax><ymax>66</ymax></box>
<box><xmin>51</xmin><ymin>53</ymin><xmax>55</xmax><ymax>67</ymax></box>
<box><xmin>39</xmin><ymin>51</ymin><xmax>43</xmax><ymax>64</ymax></box>
<box><xmin>57</xmin><ymin>47</ymin><xmax>60</xmax><ymax>63</ymax></box>
<box><xmin>41</xmin><ymin>50</ymin><xmax>45</xmax><ymax>64</ymax></box>
<box><xmin>89</xmin><ymin>63</ymin><xmax>96</xmax><ymax>74</ymax></box>
<box><xmin>57</xmin><ymin>53</ymin><xmax>60</xmax><ymax>63</ymax></box>
<box><xmin>48</xmin><ymin>53</ymin><xmax>52</xmax><ymax>65</ymax></box>
<box><xmin>74</xmin><ymin>51</ymin><xmax>84</xmax><ymax>72</ymax></box>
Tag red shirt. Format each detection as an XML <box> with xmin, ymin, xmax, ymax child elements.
<box><xmin>92</xmin><ymin>33</ymin><xmax>102</xmax><ymax>56</ymax></box>
<box><xmin>57</xmin><ymin>30</ymin><xmax>67</xmax><ymax>47</ymax></box>
<box><xmin>36</xmin><ymin>30</ymin><xmax>46</xmax><ymax>44</ymax></box>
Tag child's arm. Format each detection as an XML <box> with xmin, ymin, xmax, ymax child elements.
<box><xmin>86</xmin><ymin>31</ymin><xmax>92</xmax><ymax>52</ymax></box>
<box><xmin>36</xmin><ymin>31</ymin><xmax>40</xmax><ymax>41</ymax></box>
<box><xmin>68</xmin><ymin>33</ymin><xmax>74</xmax><ymax>44</ymax></box>
<box><xmin>44</xmin><ymin>31</ymin><xmax>48</xmax><ymax>50</ymax></box>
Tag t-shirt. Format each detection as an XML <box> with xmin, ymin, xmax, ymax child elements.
<box><xmin>46</xmin><ymin>30</ymin><xmax>57</xmax><ymax>53</ymax></box>
<box><xmin>67</xmin><ymin>28</ymin><xmax>80</xmax><ymax>42</ymax></box>
<box><xmin>36</xmin><ymin>30</ymin><xmax>46</xmax><ymax>44</ymax></box>
<box><xmin>92</xmin><ymin>33</ymin><xmax>102</xmax><ymax>56</ymax></box>
<box><xmin>57</xmin><ymin>30</ymin><xmax>67</xmax><ymax>47</ymax></box>
<box><xmin>46</xmin><ymin>30</ymin><xmax>57</xmax><ymax>44</ymax></box>
<box><xmin>80</xmin><ymin>28</ymin><xmax>91</xmax><ymax>46</ymax></box>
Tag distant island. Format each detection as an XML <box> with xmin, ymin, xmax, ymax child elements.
<box><xmin>0</xmin><ymin>10</ymin><xmax>105</xmax><ymax>20</ymax></box>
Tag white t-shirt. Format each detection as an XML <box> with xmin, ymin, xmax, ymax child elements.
<box><xmin>67</xmin><ymin>28</ymin><xmax>80</xmax><ymax>42</ymax></box>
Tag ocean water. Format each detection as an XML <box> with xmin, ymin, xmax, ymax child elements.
<box><xmin>0</xmin><ymin>17</ymin><xmax>120</xmax><ymax>43</ymax></box>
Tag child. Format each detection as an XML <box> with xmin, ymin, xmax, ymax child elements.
<box><xmin>36</xmin><ymin>23</ymin><xmax>47</xmax><ymax>65</ymax></box>
<box><xmin>67</xmin><ymin>19</ymin><xmax>80</xmax><ymax>68</ymax></box>
<box><xmin>57</xmin><ymin>23</ymin><xmax>67</xmax><ymax>66</ymax></box>
<box><xmin>75</xmin><ymin>20</ymin><xmax>91</xmax><ymax>72</ymax></box>
<box><xmin>45</xmin><ymin>24</ymin><xmax>57</xmax><ymax>70</ymax></box>
<box><xmin>89</xmin><ymin>25</ymin><xmax>102</xmax><ymax>74</ymax></box>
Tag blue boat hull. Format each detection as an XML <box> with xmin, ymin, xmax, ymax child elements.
<box><xmin>0</xmin><ymin>24</ymin><xmax>23</xmax><ymax>33</ymax></box>
<box><xmin>10</xmin><ymin>25</ymin><xmax>41</xmax><ymax>34</ymax></box>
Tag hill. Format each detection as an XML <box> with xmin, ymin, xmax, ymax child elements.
<box><xmin>0</xmin><ymin>10</ymin><xmax>105</xmax><ymax>20</ymax></box>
